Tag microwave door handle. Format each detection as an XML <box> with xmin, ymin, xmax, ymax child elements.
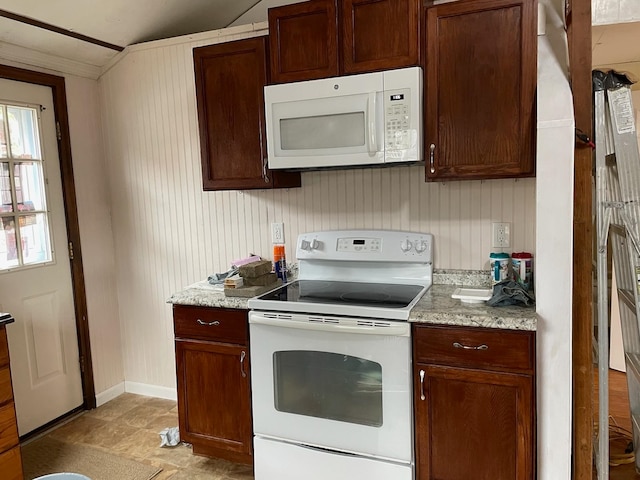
<box><xmin>367</xmin><ymin>92</ymin><xmax>377</xmax><ymax>155</ymax></box>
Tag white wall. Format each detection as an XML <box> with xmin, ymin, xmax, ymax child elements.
<box><xmin>593</xmin><ymin>0</ymin><xmax>640</xmax><ymax>25</ymax></box>
<box><xmin>97</xmin><ymin>22</ymin><xmax>537</xmax><ymax>392</ymax></box>
<box><xmin>0</xmin><ymin>57</ymin><xmax>124</xmax><ymax>398</ymax></box>
<box><xmin>63</xmin><ymin>76</ymin><xmax>124</xmax><ymax>397</ymax></box>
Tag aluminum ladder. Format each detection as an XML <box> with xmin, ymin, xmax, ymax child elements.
<box><xmin>594</xmin><ymin>69</ymin><xmax>640</xmax><ymax>479</ymax></box>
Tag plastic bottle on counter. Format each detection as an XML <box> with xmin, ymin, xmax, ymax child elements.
<box><xmin>273</xmin><ymin>245</ymin><xmax>287</xmax><ymax>282</ymax></box>
<box><xmin>489</xmin><ymin>252</ymin><xmax>510</xmax><ymax>285</ymax></box>
<box><xmin>511</xmin><ymin>252</ymin><xmax>533</xmax><ymax>291</ymax></box>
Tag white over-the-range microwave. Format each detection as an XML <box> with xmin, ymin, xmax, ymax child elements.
<box><xmin>264</xmin><ymin>66</ymin><xmax>423</xmax><ymax>170</ymax></box>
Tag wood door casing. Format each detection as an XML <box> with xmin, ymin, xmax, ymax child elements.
<box><xmin>415</xmin><ymin>364</ymin><xmax>534</xmax><ymax>479</ymax></box>
<box><xmin>424</xmin><ymin>0</ymin><xmax>536</xmax><ymax>180</ymax></box>
<box><xmin>175</xmin><ymin>338</ymin><xmax>252</xmax><ymax>463</ymax></box>
<box><xmin>193</xmin><ymin>37</ymin><xmax>300</xmax><ymax>191</ymax></box>
<box><xmin>269</xmin><ymin>0</ymin><xmax>339</xmax><ymax>83</ymax></box>
<box><xmin>341</xmin><ymin>0</ymin><xmax>419</xmax><ymax>74</ymax></box>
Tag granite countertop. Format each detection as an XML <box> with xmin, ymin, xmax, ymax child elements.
<box><xmin>410</xmin><ymin>285</ymin><xmax>536</xmax><ymax>331</ymax></box>
<box><xmin>0</xmin><ymin>313</ymin><xmax>15</xmax><ymax>326</ymax></box>
<box><xmin>168</xmin><ymin>271</ymin><xmax>537</xmax><ymax>331</ymax></box>
<box><xmin>168</xmin><ymin>280</ymin><xmax>249</xmax><ymax>309</ymax></box>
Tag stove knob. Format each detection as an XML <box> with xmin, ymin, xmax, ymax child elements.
<box><xmin>400</xmin><ymin>239</ymin><xmax>413</xmax><ymax>252</ymax></box>
<box><xmin>300</xmin><ymin>240</ymin><xmax>311</xmax><ymax>251</ymax></box>
<box><xmin>415</xmin><ymin>240</ymin><xmax>428</xmax><ymax>253</ymax></box>
<box><xmin>310</xmin><ymin>239</ymin><xmax>321</xmax><ymax>250</ymax></box>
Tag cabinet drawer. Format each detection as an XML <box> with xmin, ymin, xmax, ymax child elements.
<box><xmin>413</xmin><ymin>325</ymin><xmax>534</xmax><ymax>372</ymax></box>
<box><xmin>173</xmin><ymin>306</ymin><xmax>248</xmax><ymax>344</ymax></box>
<box><xmin>0</xmin><ymin>327</ymin><xmax>8</xmax><ymax>369</ymax></box>
<box><xmin>0</xmin><ymin>446</ymin><xmax>22</xmax><ymax>480</ymax></box>
<box><xmin>0</xmin><ymin>401</ymin><xmax>18</xmax><ymax>453</ymax></box>
<box><xmin>0</xmin><ymin>367</ymin><xmax>12</xmax><ymax>406</ymax></box>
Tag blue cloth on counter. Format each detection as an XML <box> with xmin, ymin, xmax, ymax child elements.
<box><xmin>208</xmin><ymin>267</ymin><xmax>238</xmax><ymax>285</ymax></box>
<box><xmin>487</xmin><ymin>280</ymin><xmax>535</xmax><ymax>307</ymax></box>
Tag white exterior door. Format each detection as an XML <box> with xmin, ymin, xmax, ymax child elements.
<box><xmin>0</xmin><ymin>78</ymin><xmax>83</xmax><ymax>435</ymax></box>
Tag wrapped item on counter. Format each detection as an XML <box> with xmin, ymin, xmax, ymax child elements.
<box><xmin>224</xmin><ymin>279</ymin><xmax>282</xmax><ymax>298</ymax></box>
<box><xmin>223</xmin><ymin>274</ymin><xmax>244</xmax><ymax>289</ymax></box>
<box><xmin>238</xmin><ymin>259</ymin><xmax>272</xmax><ymax>278</ymax></box>
<box><xmin>243</xmin><ymin>272</ymin><xmax>277</xmax><ymax>287</ymax></box>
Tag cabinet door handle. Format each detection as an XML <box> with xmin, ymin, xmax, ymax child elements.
<box><xmin>197</xmin><ymin>319</ymin><xmax>220</xmax><ymax>326</ymax></box>
<box><xmin>419</xmin><ymin>369</ymin><xmax>426</xmax><ymax>401</ymax></box>
<box><xmin>263</xmin><ymin>158</ymin><xmax>270</xmax><ymax>183</ymax></box>
<box><xmin>429</xmin><ymin>144</ymin><xmax>436</xmax><ymax>174</ymax></box>
<box><xmin>240</xmin><ymin>350</ymin><xmax>247</xmax><ymax>378</ymax></box>
<box><xmin>453</xmin><ymin>342</ymin><xmax>489</xmax><ymax>351</ymax></box>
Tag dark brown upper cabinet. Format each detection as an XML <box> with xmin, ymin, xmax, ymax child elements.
<box><xmin>269</xmin><ymin>0</ymin><xmax>339</xmax><ymax>83</ymax></box>
<box><xmin>424</xmin><ymin>0</ymin><xmax>537</xmax><ymax>181</ymax></box>
<box><xmin>341</xmin><ymin>0</ymin><xmax>420</xmax><ymax>74</ymax></box>
<box><xmin>193</xmin><ymin>37</ymin><xmax>301</xmax><ymax>191</ymax></box>
<box><xmin>269</xmin><ymin>0</ymin><xmax>419</xmax><ymax>84</ymax></box>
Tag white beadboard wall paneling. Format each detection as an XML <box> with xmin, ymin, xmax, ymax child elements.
<box><xmin>98</xmin><ymin>26</ymin><xmax>537</xmax><ymax>388</ymax></box>
<box><xmin>64</xmin><ymin>75</ymin><xmax>123</xmax><ymax>396</ymax></box>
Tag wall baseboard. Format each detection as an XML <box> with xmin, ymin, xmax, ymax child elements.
<box><xmin>124</xmin><ymin>381</ymin><xmax>178</xmax><ymax>402</ymax></box>
<box><xmin>95</xmin><ymin>381</ymin><xmax>178</xmax><ymax>407</ymax></box>
<box><xmin>95</xmin><ymin>382</ymin><xmax>125</xmax><ymax>407</ymax></box>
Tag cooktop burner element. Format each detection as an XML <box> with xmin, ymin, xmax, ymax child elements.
<box><xmin>258</xmin><ymin>280</ymin><xmax>424</xmax><ymax>309</ymax></box>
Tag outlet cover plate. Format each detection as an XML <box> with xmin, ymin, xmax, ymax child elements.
<box><xmin>492</xmin><ymin>222</ymin><xmax>511</xmax><ymax>248</ymax></box>
<box><xmin>271</xmin><ymin>222</ymin><xmax>284</xmax><ymax>244</ymax></box>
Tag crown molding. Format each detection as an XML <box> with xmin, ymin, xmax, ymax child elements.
<box><xmin>0</xmin><ymin>41</ymin><xmax>102</xmax><ymax>79</ymax></box>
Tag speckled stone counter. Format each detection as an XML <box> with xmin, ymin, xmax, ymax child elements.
<box><xmin>409</xmin><ymin>284</ymin><xmax>537</xmax><ymax>331</ymax></box>
<box><xmin>0</xmin><ymin>313</ymin><xmax>14</xmax><ymax>326</ymax></box>
<box><xmin>167</xmin><ymin>281</ymin><xmax>250</xmax><ymax>309</ymax></box>
<box><xmin>168</xmin><ymin>270</ymin><xmax>537</xmax><ymax>331</ymax></box>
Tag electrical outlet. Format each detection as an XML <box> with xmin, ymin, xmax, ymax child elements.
<box><xmin>492</xmin><ymin>222</ymin><xmax>511</xmax><ymax>248</ymax></box>
<box><xmin>271</xmin><ymin>222</ymin><xmax>284</xmax><ymax>244</ymax></box>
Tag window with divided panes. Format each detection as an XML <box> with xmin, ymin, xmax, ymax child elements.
<box><xmin>0</xmin><ymin>102</ymin><xmax>52</xmax><ymax>271</ymax></box>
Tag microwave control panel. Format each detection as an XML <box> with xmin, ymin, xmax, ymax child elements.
<box><xmin>384</xmin><ymin>88</ymin><xmax>411</xmax><ymax>151</ymax></box>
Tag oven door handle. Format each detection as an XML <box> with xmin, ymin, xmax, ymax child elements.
<box><xmin>249</xmin><ymin>314</ymin><xmax>410</xmax><ymax>337</ymax></box>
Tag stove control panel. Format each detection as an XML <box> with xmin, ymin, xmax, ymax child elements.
<box><xmin>337</xmin><ymin>237</ymin><xmax>382</xmax><ymax>253</ymax></box>
<box><xmin>297</xmin><ymin>230</ymin><xmax>433</xmax><ymax>263</ymax></box>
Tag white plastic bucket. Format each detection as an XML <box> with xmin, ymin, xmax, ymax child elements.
<box><xmin>33</xmin><ymin>474</ymin><xmax>91</xmax><ymax>480</ymax></box>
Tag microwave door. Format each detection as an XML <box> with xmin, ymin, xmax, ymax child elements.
<box><xmin>267</xmin><ymin>92</ymin><xmax>384</xmax><ymax>169</ymax></box>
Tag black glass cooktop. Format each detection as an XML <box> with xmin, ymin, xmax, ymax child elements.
<box><xmin>256</xmin><ymin>280</ymin><xmax>424</xmax><ymax>309</ymax></box>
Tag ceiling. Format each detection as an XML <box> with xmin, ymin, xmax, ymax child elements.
<box><xmin>0</xmin><ymin>0</ymin><xmax>300</xmax><ymax>70</ymax></box>
<box><xmin>592</xmin><ymin>20</ymin><xmax>640</xmax><ymax>89</ymax></box>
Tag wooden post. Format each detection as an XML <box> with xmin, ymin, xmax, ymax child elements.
<box><xmin>567</xmin><ymin>0</ymin><xmax>594</xmax><ymax>477</ymax></box>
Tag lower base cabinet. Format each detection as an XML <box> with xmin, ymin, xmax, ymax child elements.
<box><xmin>0</xmin><ymin>325</ymin><xmax>22</xmax><ymax>480</ymax></box>
<box><xmin>173</xmin><ymin>306</ymin><xmax>253</xmax><ymax>464</ymax></box>
<box><xmin>413</xmin><ymin>324</ymin><xmax>535</xmax><ymax>479</ymax></box>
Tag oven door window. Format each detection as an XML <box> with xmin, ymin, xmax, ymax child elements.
<box><xmin>273</xmin><ymin>350</ymin><xmax>382</xmax><ymax>427</ymax></box>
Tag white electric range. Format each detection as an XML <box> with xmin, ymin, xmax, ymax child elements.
<box><xmin>247</xmin><ymin>229</ymin><xmax>433</xmax><ymax>480</ymax></box>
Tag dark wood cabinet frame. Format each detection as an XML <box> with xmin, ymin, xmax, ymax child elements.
<box><xmin>0</xmin><ymin>64</ymin><xmax>95</xmax><ymax>414</ymax></box>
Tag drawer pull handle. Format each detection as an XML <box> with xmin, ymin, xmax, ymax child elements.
<box><xmin>453</xmin><ymin>342</ymin><xmax>489</xmax><ymax>351</ymax></box>
<box><xmin>240</xmin><ymin>350</ymin><xmax>247</xmax><ymax>378</ymax></box>
<box><xmin>197</xmin><ymin>319</ymin><xmax>220</xmax><ymax>326</ymax></box>
<box><xmin>419</xmin><ymin>369</ymin><xmax>426</xmax><ymax>401</ymax></box>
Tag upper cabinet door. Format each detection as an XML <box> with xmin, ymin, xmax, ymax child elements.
<box><xmin>193</xmin><ymin>37</ymin><xmax>301</xmax><ymax>191</ymax></box>
<box><xmin>341</xmin><ymin>0</ymin><xmax>419</xmax><ymax>74</ymax></box>
<box><xmin>269</xmin><ymin>0</ymin><xmax>339</xmax><ymax>83</ymax></box>
<box><xmin>424</xmin><ymin>0</ymin><xmax>537</xmax><ymax>181</ymax></box>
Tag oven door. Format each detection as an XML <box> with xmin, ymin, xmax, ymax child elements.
<box><xmin>249</xmin><ymin>311</ymin><xmax>412</xmax><ymax>463</ymax></box>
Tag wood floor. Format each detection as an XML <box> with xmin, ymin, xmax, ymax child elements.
<box><xmin>594</xmin><ymin>369</ymin><xmax>640</xmax><ymax>479</ymax></box>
